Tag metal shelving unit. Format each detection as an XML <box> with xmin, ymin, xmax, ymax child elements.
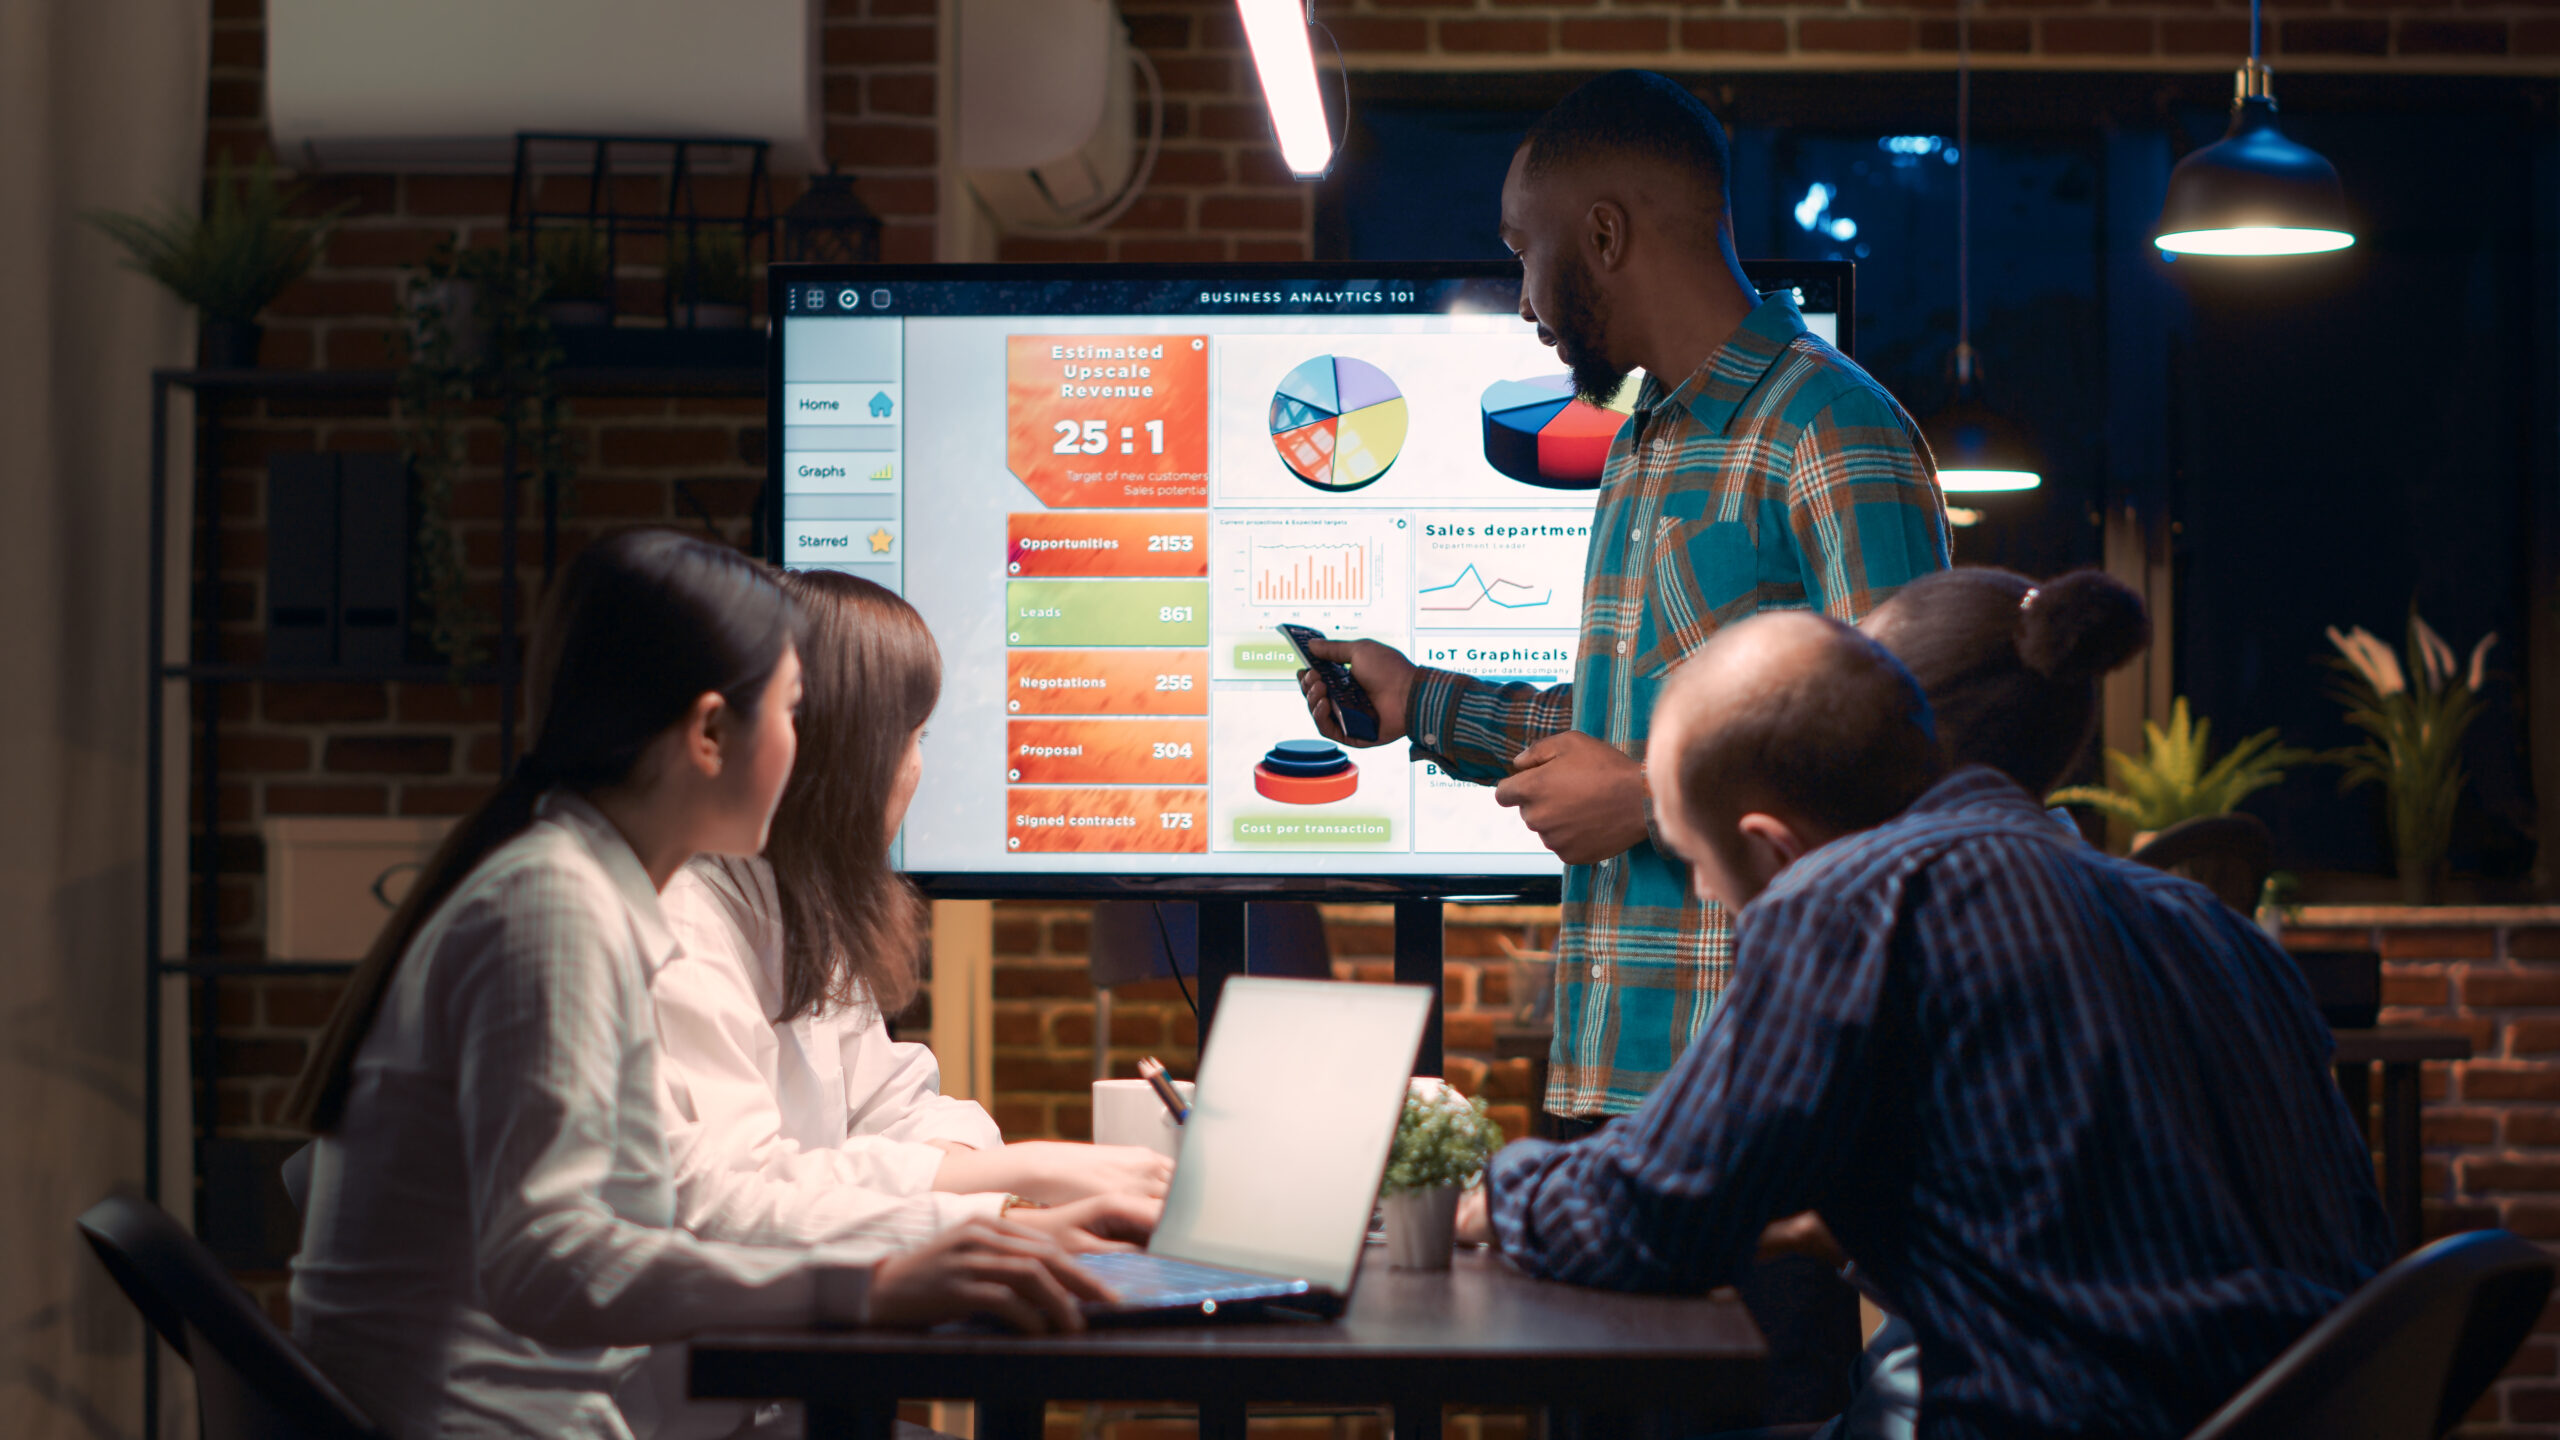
<box><xmin>142</xmin><ymin>361</ymin><xmax>761</xmax><ymax>1434</ymax></box>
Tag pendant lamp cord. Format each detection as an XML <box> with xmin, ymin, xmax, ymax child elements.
<box><xmin>1956</xmin><ymin>0</ymin><xmax>1973</xmax><ymax>386</ymax></box>
<box><xmin>2249</xmin><ymin>0</ymin><xmax>2262</xmax><ymax>68</ymax></box>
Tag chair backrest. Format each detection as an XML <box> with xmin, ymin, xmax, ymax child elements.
<box><xmin>76</xmin><ymin>1193</ymin><xmax>383</xmax><ymax>1440</ymax></box>
<box><xmin>2128</xmin><ymin>813</ymin><xmax>2276</xmax><ymax>914</ymax></box>
<box><xmin>2188</xmin><ymin>1229</ymin><xmax>2554</xmax><ymax>1440</ymax></box>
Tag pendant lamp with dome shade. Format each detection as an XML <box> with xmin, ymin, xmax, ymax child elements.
<box><xmin>2152</xmin><ymin>0</ymin><xmax>2355</xmax><ymax>256</ymax></box>
<box><xmin>1923</xmin><ymin>0</ymin><xmax>2044</xmax><ymax>496</ymax></box>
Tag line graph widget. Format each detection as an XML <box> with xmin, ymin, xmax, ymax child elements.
<box><xmin>1419</xmin><ymin>565</ymin><xmax>1548</xmax><ymax>615</ymax></box>
<box><xmin>1252</xmin><ymin>541</ymin><xmax>1369</xmax><ymax>606</ymax></box>
<box><xmin>1412</xmin><ymin>510</ymin><xmax>1591</xmax><ymax>633</ymax></box>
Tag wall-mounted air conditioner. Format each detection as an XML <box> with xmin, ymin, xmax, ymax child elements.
<box><xmin>958</xmin><ymin>0</ymin><xmax>1160</xmax><ymax>233</ymax></box>
<box><xmin>268</xmin><ymin>0</ymin><xmax>822</xmax><ymax>171</ymax></box>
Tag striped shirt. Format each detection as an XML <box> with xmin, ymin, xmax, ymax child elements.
<box><xmin>1486</xmin><ymin>767</ymin><xmax>2396</xmax><ymax>1440</ymax></box>
<box><xmin>1408</xmin><ymin>291</ymin><xmax>1949</xmax><ymax>1116</ymax></box>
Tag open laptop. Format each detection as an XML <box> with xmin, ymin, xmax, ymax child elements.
<box><xmin>1076</xmin><ymin>977</ymin><xmax>1433</xmax><ymax>1324</ymax></box>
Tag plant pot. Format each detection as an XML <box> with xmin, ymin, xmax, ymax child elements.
<box><xmin>2396</xmin><ymin>855</ymin><xmax>2442</xmax><ymax>906</ymax></box>
<box><xmin>200</xmin><ymin>319</ymin><xmax>263</xmax><ymax>369</ymax></box>
<box><xmin>541</xmin><ymin>299</ymin><xmax>611</xmax><ymax>328</ymax></box>
<box><xmin>1382</xmin><ymin>1185</ymin><xmax>1459</xmax><ymax>1270</ymax></box>
<box><xmin>676</xmin><ymin>301</ymin><xmax>750</xmax><ymax>330</ymax></box>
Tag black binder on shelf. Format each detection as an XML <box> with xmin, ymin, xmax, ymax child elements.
<box><xmin>336</xmin><ymin>454</ymin><xmax>411</xmax><ymax>667</ymax></box>
<box><xmin>265</xmin><ymin>454</ymin><xmax>339</xmax><ymax>666</ymax></box>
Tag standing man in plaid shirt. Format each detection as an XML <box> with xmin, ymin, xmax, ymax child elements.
<box><xmin>1297</xmin><ymin>70</ymin><xmax>1948</xmax><ymax>1423</ymax></box>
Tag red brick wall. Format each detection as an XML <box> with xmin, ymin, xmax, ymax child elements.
<box><xmin>2282</xmin><ymin>911</ymin><xmax>2560</xmax><ymax>1432</ymax></box>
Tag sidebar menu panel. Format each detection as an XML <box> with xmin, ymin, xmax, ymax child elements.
<box><xmin>779</xmin><ymin>314</ymin><xmax>904</xmax><ymax>590</ymax></box>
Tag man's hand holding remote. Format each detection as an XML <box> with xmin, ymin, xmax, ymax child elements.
<box><xmin>1296</xmin><ymin>638</ymin><xmax>1417</xmax><ymax>748</ymax></box>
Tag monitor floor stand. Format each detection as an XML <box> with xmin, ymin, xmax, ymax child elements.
<box><xmin>1194</xmin><ymin>899</ymin><xmax>1444</xmax><ymax>1077</ymax></box>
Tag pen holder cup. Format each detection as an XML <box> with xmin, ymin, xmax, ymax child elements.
<box><xmin>1092</xmin><ymin>1078</ymin><xmax>1194</xmax><ymax>1160</ymax></box>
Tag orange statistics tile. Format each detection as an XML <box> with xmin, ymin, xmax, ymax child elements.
<box><xmin>1006</xmin><ymin>335</ymin><xmax>1210</xmax><ymax>508</ymax></box>
<box><xmin>1008</xmin><ymin>718</ymin><xmax>1209</xmax><ymax>786</ymax></box>
<box><xmin>1008</xmin><ymin>650</ymin><xmax>1208</xmax><ymax>716</ymax></box>
<box><xmin>1009</xmin><ymin>786</ymin><xmax>1209</xmax><ymax>854</ymax></box>
<box><xmin>1007</xmin><ymin>512</ymin><xmax>1208</xmax><ymax>578</ymax></box>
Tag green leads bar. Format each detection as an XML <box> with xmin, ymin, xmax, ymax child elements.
<box><xmin>1006</xmin><ymin>580</ymin><xmax>1211</xmax><ymax>647</ymax></box>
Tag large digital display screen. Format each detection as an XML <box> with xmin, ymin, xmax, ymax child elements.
<box><xmin>767</xmin><ymin>263</ymin><xmax>1848</xmax><ymax>896</ymax></box>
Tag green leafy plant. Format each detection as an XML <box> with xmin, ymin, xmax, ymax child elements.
<box><xmin>535</xmin><ymin>224</ymin><xmax>610</xmax><ymax>305</ymax></box>
<box><xmin>1382</xmin><ymin>1083</ymin><xmax>1501</xmax><ymax>1197</ymax></box>
<box><xmin>87</xmin><ymin>153</ymin><xmax>349</xmax><ymax>322</ymax></box>
<box><xmin>397</xmin><ymin>243</ymin><xmax>571</xmax><ymax>669</ymax></box>
<box><xmin>2325</xmin><ymin>608</ymin><xmax>2497</xmax><ymax>903</ymax></box>
<box><xmin>668</xmin><ymin>226</ymin><xmax>752</xmax><ymax>307</ymax></box>
<box><xmin>2051</xmin><ymin>697</ymin><xmax>2312</xmax><ymax>837</ymax></box>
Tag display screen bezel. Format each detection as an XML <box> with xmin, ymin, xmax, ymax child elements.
<box><xmin>764</xmin><ymin>260</ymin><xmax>1852</xmax><ymax>900</ymax></box>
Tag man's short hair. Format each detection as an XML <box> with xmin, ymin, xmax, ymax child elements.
<box><xmin>1668</xmin><ymin>615</ymin><xmax>1946</xmax><ymax>840</ymax></box>
<box><xmin>1521</xmin><ymin>70</ymin><xmax>1733</xmax><ymax>216</ymax></box>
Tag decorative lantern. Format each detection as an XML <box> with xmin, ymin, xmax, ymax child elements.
<box><xmin>781</xmin><ymin>173</ymin><xmax>884</xmax><ymax>264</ymax></box>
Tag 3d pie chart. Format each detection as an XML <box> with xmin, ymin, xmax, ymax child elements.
<box><xmin>1254</xmin><ymin>739</ymin><xmax>1359</xmax><ymax>805</ymax></box>
<box><xmin>1479</xmin><ymin>376</ymin><xmax>1637</xmax><ymax>489</ymax></box>
<box><xmin>1270</xmin><ymin>356</ymin><xmax>1409</xmax><ymax>493</ymax></box>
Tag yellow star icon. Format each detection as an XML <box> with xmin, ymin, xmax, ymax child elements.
<box><xmin>867</xmin><ymin>527</ymin><xmax>895</xmax><ymax>555</ymax></box>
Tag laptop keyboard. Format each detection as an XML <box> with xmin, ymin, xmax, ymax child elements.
<box><xmin>1076</xmin><ymin>1252</ymin><xmax>1312</xmax><ymax>1307</ymax></box>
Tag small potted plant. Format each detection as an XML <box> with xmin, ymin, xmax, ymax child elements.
<box><xmin>2049</xmin><ymin>696</ymin><xmax>2310</xmax><ymax>852</ymax></box>
<box><xmin>1380</xmin><ymin>1078</ymin><xmax>1501</xmax><ymax>1270</ymax></box>
<box><xmin>88</xmin><ymin>152</ymin><xmax>348</xmax><ymax>369</ymax></box>
<box><xmin>535</xmin><ymin>224</ymin><xmax>611</xmax><ymax>329</ymax></box>
<box><xmin>2326</xmin><ymin>608</ymin><xmax>2497</xmax><ymax>905</ymax></box>
<box><xmin>668</xmin><ymin>226</ymin><xmax>752</xmax><ymax>329</ymax></box>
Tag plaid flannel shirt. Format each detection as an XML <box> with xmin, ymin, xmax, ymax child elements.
<box><xmin>1407</xmin><ymin>292</ymin><xmax>1949</xmax><ymax>1117</ymax></box>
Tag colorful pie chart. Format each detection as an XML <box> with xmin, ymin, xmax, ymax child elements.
<box><xmin>1479</xmin><ymin>376</ymin><xmax>1637</xmax><ymax>489</ymax></box>
<box><xmin>1270</xmin><ymin>356</ymin><xmax>1409</xmax><ymax>493</ymax></box>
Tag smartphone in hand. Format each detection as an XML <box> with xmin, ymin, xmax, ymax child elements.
<box><xmin>1278</xmin><ymin>624</ymin><xmax>1381</xmax><ymax>743</ymax></box>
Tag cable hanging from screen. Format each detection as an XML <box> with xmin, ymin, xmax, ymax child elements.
<box><xmin>1149</xmin><ymin>901</ymin><xmax>1200</xmax><ymax>1022</ymax></box>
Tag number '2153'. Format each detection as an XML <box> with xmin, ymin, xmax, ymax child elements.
<box><xmin>1053</xmin><ymin>419</ymin><xmax>1166</xmax><ymax>455</ymax></box>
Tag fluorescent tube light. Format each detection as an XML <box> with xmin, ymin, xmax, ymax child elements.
<box><xmin>1235</xmin><ymin>0</ymin><xmax>1333</xmax><ymax>177</ymax></box>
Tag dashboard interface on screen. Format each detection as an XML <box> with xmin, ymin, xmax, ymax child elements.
<box><xmin>769</xmin><ymin>265</ymin><xmax>1843</xmax><ymax>886</ymax></box>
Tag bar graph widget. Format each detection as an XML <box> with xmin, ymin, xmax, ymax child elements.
<box><xmin>1252</xmin><ymin>542</ymin><xmax>1369</xmax><ymax>606</ymax></box>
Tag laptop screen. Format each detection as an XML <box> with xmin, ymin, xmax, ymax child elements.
<box><xmin>1150</xmin><ymin>977</ymin><xmax>1433</xmax><ymax>1293</ymax></box>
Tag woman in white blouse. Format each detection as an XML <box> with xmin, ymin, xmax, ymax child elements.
<box><xmin>651</xmin><ymin>569</ymin><xmax>1171</xmax><ymax>1256</ymax></box>
<box><xmin>284</xmin><ymin>532</ymin><xmax>1126</xmax><ymax>1440</ymax></box>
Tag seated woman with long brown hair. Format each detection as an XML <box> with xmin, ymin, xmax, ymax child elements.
<box><xmin>648</xmin><ymin>569</ymin><xmax>1166</xmax><ymax>1257</ymax></box>
<box><xmin>286</xmin><ymin>532</ymin><xmax>1129</xmax><ymax>1440</ymax></box>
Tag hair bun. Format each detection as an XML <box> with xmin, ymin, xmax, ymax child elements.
<box><xmin>2016</xmin><ymin>569</ymin><xmax>2150</xmax><ymax>683</ymax></box>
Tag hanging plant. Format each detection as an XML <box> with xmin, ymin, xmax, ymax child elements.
<box><xmin>396</xmin><ymin>243</ymin><xmax>572</xmax><ymax>671</ymax></box>
<box><xmin>2324</xmin><ymin>609</ymin><xmax>2497</xmax><ymax>905</ymax></box>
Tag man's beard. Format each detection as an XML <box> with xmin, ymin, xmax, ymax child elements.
<box><xmin>1550</xmin><ymin>253</ymin><xmax>1629</xmax><ymax>409</ymax></box>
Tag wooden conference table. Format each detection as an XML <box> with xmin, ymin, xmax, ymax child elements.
<box><xmin>691</xmin><ymin>1249</ymin><xmax>1768</xmax><ymax>1440</ymax></box>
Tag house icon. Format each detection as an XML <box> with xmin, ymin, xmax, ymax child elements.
<box><xmin>869</xmin><ymin>391</ymin><xmax>895</xmax><ymax>419</ymax></box>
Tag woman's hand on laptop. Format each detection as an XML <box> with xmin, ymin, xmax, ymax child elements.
<box><xmin>869</xmin><ymin>1219</ymin><xmax>1114</xmax><ymax>1333</ymax></box>
<box><xmin>937</xmin><ymin>1140</ymin><xmax>1173</xmax><ymax>1204</ymax></box>
<box><xmin>1007</xmin><ymin>1193</ymin><xmax>1161</xmax><ymax>1254</ymax></box>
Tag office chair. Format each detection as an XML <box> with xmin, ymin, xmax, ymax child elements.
<box><xmin>2188</xmin><ymin>1228</ymin><xmax>2554</xmax><ymax>1439</ymax></box>
<box><xmin>76</xmin><ymin>1193</ymin><xmax>383</xmax><ymax>1440</ymax></box>
<box><xmin>2128</xmin><ymin>813</ymin><xmax>2275</xmax><ymax>915</ymax></box>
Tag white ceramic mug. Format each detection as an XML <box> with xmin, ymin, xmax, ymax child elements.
<box><xmin>1091</xmin><ymin>1077</ymin><xmax>1194</xmax><ymax>1161</ymax></box>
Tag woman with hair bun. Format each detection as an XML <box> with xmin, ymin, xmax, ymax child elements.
<box><xmin>1860</xmin><ymin>565</ymin><xmax>2152</xmax><ymax>797</ymax></box>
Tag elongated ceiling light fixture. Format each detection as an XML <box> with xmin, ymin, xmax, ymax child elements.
<box><xmin>1924</xmin><ymin>0</ymin><xmax>2044</xmax><ymax>496</ymax></box>
<box><xmin>1236</xmin><ymin>0</ymin><xmax>1335</xmax><ymax>177</ymax></box>
<box><xmin>2153</xmin><ymin>0</ymin><xmax>2354</xmax><ymax>256</ymax></box>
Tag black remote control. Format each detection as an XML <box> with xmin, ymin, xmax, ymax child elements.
<box><xmin>1277</xmin><ymin>624</ymin><xmax>1381</xmax><ymax>743</ymax></box>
